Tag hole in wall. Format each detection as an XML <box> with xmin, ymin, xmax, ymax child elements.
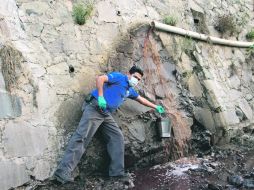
<box><xmin>191</xmin><ymin>9</ymin><xmax>209</xmax><ymax>34</ymax></box>
<box><xmin>69</xmin><ymin>65</ymin><xmax>75</xmax><ymax>73</ymax></box>
<box><xmin>194</xmin><ymin>19</ymin><xmax>199</xmax><ymax>24</ymax></box>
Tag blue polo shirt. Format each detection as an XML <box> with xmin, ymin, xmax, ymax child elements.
<box><xmin>91</xmin><ymin>72</ymin><xmax>139</xmax><ymax>112</ymax></box>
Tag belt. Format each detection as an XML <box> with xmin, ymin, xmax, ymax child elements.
<box><xmin>85</xmin><ymin>94</ymin><xmax>94</xmax><ymax>103</ymax></box>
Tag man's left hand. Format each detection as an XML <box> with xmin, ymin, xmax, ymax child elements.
<box><xmin>156</xmin><ymin>105</ymin><xmax>165</xmax><ymax>114</ymax></box>
<box><xmin>98</xmin><ymin>96</ymin><xmax>107</xmax><ymax>109</ymax></box>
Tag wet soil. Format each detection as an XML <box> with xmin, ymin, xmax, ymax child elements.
<box><xmin>131</xmin><ymin>147</ymin><xmax>254</xmax><ymax>190</ymax></box>
<box><xmin>34</xmin><ymin>146</ymin><xmax>254</xmax><ymax>190</ymax></box>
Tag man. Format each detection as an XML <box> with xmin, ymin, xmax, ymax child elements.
<box><xmin>53</xmin><ymin>65</ymin><xmax>165</xmax><ymax>184</ymax></box>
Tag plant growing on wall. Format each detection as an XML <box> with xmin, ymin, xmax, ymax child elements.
<box><xmin>247</xmin><ymin>44</ymin><xmax>254</xmax><ymax>56</ymax></box>
<box><xmin>163</xmin><ymin>15</ymin><xmax>177</xmax><ymax>26</ymax></box>
<box><xmin>180</xmin><ymin>37</ymin><xmax>195</xmax><ymax>57</ymax></box>
<box><xmin>214</xmin><ymin>15</ymin><xmax>237</xmax><ymax>35</ymax></box>
<box><xmin>72</xmin><ymin>2</ymin><xmax>93</xmax><ymax>25</ymax></box>
<box><xmin>246</xmin><ymin>30</ymin><xmax>254</xmax><ymax>40</ymax></box>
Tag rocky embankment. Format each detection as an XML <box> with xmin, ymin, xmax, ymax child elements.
<box><xmin>0</xmin><ymin>0</ymin><xmax>254</xmax><ymax>190</ymax></box>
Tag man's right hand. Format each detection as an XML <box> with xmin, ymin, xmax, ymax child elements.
<box><xmin>98</xmin><ymin>96</ymin><xmax>107</xmax><ymax>109</ymax></box>
<box><xmin>156</xmin><ymin>105</ymin><xmax>165</xmax><ymax>114</ymax></box>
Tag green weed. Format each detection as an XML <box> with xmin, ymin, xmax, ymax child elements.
<box><xmin>247</xmin><ymin>44</ymin><xmax>254</xmax><ymax>56</ymax></box>
<box><xmin>180</xmin><ymin>37</ymin><xmax>195</xmax><ymax>54</ymax></box>
<box><xmin>163</xmin><ymin>15</ymin><xmax>177</xmax><ymax>26</ymax></box>
<box><xmin>246</xmin><ymin>30</ymin><xmax>254</xmax><ymax>40</ymax></box>
<box><xmin>73</xmin><ymin>3</ymin><xmax>93</xmax><ymax>25</ymax></box>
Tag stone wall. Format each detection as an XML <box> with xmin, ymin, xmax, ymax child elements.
<box><xmin>0</xmin><ymin>0</ymin><xmax>253</xmax><ymax>189</ymax></box>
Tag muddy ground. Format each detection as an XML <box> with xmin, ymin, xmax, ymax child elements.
<box><xmin>32</xmin><ymin>144</ymin><xmax>254</xmax><ymax>190</ymax></box>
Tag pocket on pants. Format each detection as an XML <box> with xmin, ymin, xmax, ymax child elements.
<box><xmin>96</xmin><ymin>106</ymin><xmax>110</xmax><ymax>116</ymax></box>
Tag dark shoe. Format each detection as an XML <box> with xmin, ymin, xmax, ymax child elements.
<box><xmin>109</xmin><ymin>173</ymin><xmax>133</xmax><ymax>185</ymax></box>
<box><xmin>53</xmin><ymin>170</ymin><xmax>74</xmax><ymax>184</ymax></box>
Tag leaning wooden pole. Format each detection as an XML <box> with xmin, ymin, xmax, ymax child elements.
<box><xmin>151</xmin><ymin>21</ymin><xmax>254</xmax><ymax>48</ymax></box>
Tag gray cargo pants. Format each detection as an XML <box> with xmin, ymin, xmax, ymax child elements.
<box><xmin>56</xmin><ymin>99</ymin><xmax>124</xmax><ymax>176</ymax></box>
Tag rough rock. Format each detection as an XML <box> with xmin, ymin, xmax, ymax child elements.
<box><xmin>0</xmin><ymin>160</ymin><xmax>30</xmax><ymax>190</ymax></box>
<box><xmin>0</xmin><ymin>0</ymin><xmax>253</xmax><ymax>189</ymax></box>
<box><xmin>3</xmin><ymin>124</ymin><xmax>48</xmax><ymax>157</ymax></box>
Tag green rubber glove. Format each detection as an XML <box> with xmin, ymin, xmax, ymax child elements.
<box><xmin>98</xmin><ymin>96</ymin><xmax>107</xmax><ymax>109</ymax></box>
<box><xmin>156</xmin><ymin>105</ymin><xmax>165</xmax><ymax>114</ymax></box>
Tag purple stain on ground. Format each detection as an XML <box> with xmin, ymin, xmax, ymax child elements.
<box><xmin>131</xmin><ymin>165</ymin><xmax>196</xmax><ymax>190</ymax></box>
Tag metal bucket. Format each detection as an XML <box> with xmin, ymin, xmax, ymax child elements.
<box><xmin>156</xmin><ymin>117</ymin><xmax>172</xmax><ymax>138</ymax></box>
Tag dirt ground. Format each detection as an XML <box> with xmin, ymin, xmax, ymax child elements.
<box><xmin>130</xmin><ymin>146</ymin><xmax>254</xmax><ymax>190</ymax></box>
<box><xmin>33</xmin><ymin>144</ymin><xmax>254</xmax><ymax>190</ymax></box>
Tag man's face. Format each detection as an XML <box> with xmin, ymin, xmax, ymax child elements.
<box><xmin>128</xmin><ymin>72</ymin><xmax>142</xmax><ymax>87</ymax></box>
<box><xmin>131</xmin><ymin>72</ymin><xmax>142</xmax><ymax>82</ymax></box>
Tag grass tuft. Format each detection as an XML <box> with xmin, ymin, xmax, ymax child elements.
<box><xmin>246</xmin><ymin>30</ymin><xmax>254</xmax><ymax>40</ymax></box>
<box><xmin>163</xmin><ymin>15</ymin><xmax>177</xmax><ymax>26</ymax></box>
<box><xmin>73</xmin><ymin>3</ymin><xmax>93</xmax><ymax>25</ymax></box>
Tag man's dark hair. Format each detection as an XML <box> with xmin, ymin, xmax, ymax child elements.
<box><xmin>129</xmin><ymin>65</ymin><xmax>144</xmax><ymax>76</ymax></box>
